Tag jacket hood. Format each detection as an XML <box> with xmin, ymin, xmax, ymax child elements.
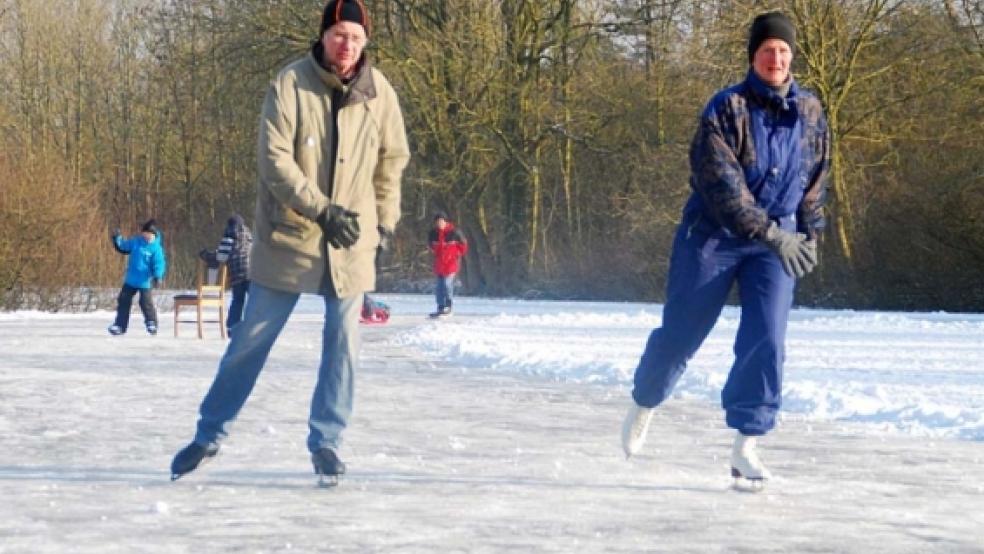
<box><xmin>225</xmin><ymin>213</ymin><xmax>246</xmax><ymax>234</ymax></box>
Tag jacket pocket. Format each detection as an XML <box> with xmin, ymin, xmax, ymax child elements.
<box><xmin>268</xmin><ymin>205</ymin><xmax>315</xmax><ymax>250</ymax></box>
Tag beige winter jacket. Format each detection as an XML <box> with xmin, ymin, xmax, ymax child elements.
<box><xmin>250</xmin><ymin>53</ymin><xmax>409</xmax><ymax>297</ymax></box>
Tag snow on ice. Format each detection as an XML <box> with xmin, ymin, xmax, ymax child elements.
<box><xmin>1</xmin><ymin>294</ymin><xmax>982</xmax><ymax>552</ymax></box>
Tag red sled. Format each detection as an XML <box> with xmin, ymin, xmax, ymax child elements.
<box><xmin>360</xmin><ymin>296</ymin><xmax>391</xmax><ymax>324</ymax></box>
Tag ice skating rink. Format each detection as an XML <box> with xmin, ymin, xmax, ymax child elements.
<box><xmin>1</xmin><ymin>296</ymin><xmax>981</xmax><ymax>552</ymax></box>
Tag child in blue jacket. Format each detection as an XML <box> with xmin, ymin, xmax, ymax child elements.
<box><xmin>109</xmin><ymin>219</ymin><xmax>167</xmax><ymax>335</ymax></box>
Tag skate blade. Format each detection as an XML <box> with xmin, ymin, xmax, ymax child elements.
<box><xmin>731</xmin><ymin>477</ymin><xmax>766</xmax><ymax>493</ymax></box>
<box><xmin>317</xmin><ymin>474</ymin><xmax>339</xmax><ymax>488</ymax></box>
<box><xmin>730</xmin><ymin>467</ymin><xmax>767</xmax><ymax>493</ymax></box>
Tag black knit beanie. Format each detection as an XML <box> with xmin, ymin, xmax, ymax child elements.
<box><xmin>320</xmin><ymin>0</ymin><xmax>370</xmax><ymax>38</ymax></box>
<box><xmin>748</xmin><ymin>11</ymin><xmax>795</xmax><ymax>63</ymax></box>
<box><xmin>141</xmin><ymin>219</ymin><xmax>159</xmax><ymax>236</ymax></box>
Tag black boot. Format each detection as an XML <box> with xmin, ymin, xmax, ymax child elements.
<box><xmin>312</xmin><ymin>448</ymin><xmax>346</xmax><ymax>474</ymax></box>
<box><xmin>170</xmin><ymin>442</ymin><xmax>219</xmax><ymax>481</ymax></box>
<box><xmin>311</xmin><ymin>448</ymin><xmax>346</xmax><ymax>487</ymax></box>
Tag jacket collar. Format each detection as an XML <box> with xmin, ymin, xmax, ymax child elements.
<box><xmin>309</xmin><ymin>43</ymin><xmax>377</xmax><ymax>106</ymax></box>
<box><xmin>744</xmin><ymin>68</ymin><xmax>799</xmax><ymax>112</ymax></box>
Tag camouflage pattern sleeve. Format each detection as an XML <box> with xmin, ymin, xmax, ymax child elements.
<box><xmin>797</xmin><ymin>105</ymin><xmax>830</xmax><ymax>239</ymax></box>
<box><xmin>689</xmin><ymin>103</ymin><xmax>770</xmax><ymax>240</ymax></box>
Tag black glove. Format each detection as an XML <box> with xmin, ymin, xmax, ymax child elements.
<box><xmin>375</xmin><ymin>226</ymin><xmax>395</xmax><ymax>269</ymax></box>
<box><xmin>109</xmin><ymin>227</ymin><xmax>128</xmax><ymax>254</ymax></box>
<box><xmin>152</xmin><ymin>278</ymin><xmax>162</xmax><ymax>288</ymax></box>
<box><xmin>377</xmin><ymin>226</ymin><xmax>394</xmax><ymax>252</ymax></box>
<box><xmin>317</xmin><ymin>205</ymin><xmax>360</xmax><ymax>249</ymax></box>
<box><xmin>761</xmin><ymin>222</ymin><xmax>817</xmax><ymax>278</ymax></box>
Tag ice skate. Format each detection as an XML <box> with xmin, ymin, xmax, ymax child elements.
<box><xmin>312</xmin><ymin>448</ymin><xmax>346</xmax><ymax>488</ymax></box>
<box><xmin>108</xmin><ymin>324</ymin><xmax>125</xmax><ymax>336</ymax></box>
<box><xmin>170</xmin><ymin>442</ymin><xmax>219</xmax><ymax>481</ymax></box>
<box><xmin>730</xmin><ymin>433</ymin><xmax>771</xmax><ymax>492</ymax></box>
<box><xmin>429</xmin><ymin>306</ymin><xmax>452</xmax><ymax>319</ymax></box>
<box><xmin>146</xmin><ymin>322</ymin><xmax>158</xmax><ymax>335</ymax></box>
<box><xmin>621</xmin><ymin>402</ymin><xmax>654</xmax><ymax>459</ymax></box>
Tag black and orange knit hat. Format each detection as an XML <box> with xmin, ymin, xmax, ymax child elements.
<box><xmin>320</xmin><ymin>0</ymin><xmax>370</xmax><ymax>38</ymax></box>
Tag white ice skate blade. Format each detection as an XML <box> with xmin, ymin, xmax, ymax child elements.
<box><xmin>731</xmin><ymin>474</ymin><xmax>767</xmax><ymax>493</ymax></box>
<box><xmin>317</xmin><ymin>474</ymin><xmax>339</xmax><ymax>488</ymax></box>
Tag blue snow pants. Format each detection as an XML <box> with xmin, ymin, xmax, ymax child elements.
<box><xmin>632</xmin><ymin>215</ymin><xmax>796</xmax><ymax>436</ymax></box>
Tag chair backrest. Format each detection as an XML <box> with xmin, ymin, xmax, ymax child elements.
<box><xmin>173</xmin><ymin>258</ymin><xmax>228</xmax><ymax>338</ymax></box>
<box><xmin>197</xmin><ymin>259</ymin><xmax>227</xmax><ymax>301</ymax></box>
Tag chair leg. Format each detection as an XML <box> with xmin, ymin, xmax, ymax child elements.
<box><xmin>174</xmin><ymin>305</ymin><xmax>180</xmax><ymax>337</ymax></box>
<box><xmin>196</xmin><ymin>304</ymin><xmax>204</xmax><ymax>339</ymax></box>
<box><xmin>219</xmin><ymin>303</ymin><xmax>227</xmax><ymax>339</ymax></box>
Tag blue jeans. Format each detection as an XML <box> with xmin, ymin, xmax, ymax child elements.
<box><xmin>227</xmin><ymin>280</ymin><xmax>250</xmax><ymax>329</ymax></box>
<box><xmin>194</xmin><ymin>282</ymin><xmax>361</xmax><ymax>453</ymax></box>
<box><xmin>435</xmin><ymin>274</ymin><xmax>455</xmax><ymax>311</ymax></box>
<box><xmin>632</xmin><ymin>216</ymin><xmax>796</xmax><ymax>435</ymax></box>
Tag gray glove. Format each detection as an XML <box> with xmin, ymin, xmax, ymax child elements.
<box><xmin>761</xmin><ymin>222</ymin><xmax>817</xmax><ymax>278</ymax></box>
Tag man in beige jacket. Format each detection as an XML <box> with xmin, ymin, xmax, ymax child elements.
<box><xmin>171</xmin><ymin>0</ymin><xmax>409</xmax><ymax>486</ymax></box>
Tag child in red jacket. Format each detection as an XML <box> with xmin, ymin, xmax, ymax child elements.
<box><xmin>427</xmin><ymin>211</ymin><xmax>467</xmax><ymax>317</ymax></box>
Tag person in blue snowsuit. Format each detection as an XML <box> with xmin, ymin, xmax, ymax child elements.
<box><xmin>109</xmin><ymin>219</ymin><xmax>167</xmax><ymax>335</ymax></box>
<box><xmin>621</xmin><ymin>11</ymin><xmax>830</xmax><ymax>485</ymax></box>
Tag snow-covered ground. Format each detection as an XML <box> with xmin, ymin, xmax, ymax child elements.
<box><xmin>389</xmin><ymin>295</ymin><xmax>984</xmax><ymax>441</ymax></box>
<box><xmin>1</xmin><ymin>294</ymin><xmax>982</xmax><ymax>552</ymax></box>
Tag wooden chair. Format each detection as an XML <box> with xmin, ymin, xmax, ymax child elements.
<box><xmin>173</xmin><ymin>259</ymin><xmax>227</xmax><ymax>339</ymax></box>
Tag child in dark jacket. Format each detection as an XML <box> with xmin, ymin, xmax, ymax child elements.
<box><xmin>109</xmin><ymin>219</ymin><xmax>167</xmax><ymax>335</ymax></box>
<box><xmin>199</xmin><ymin>214</ymin><xmax>253</xmax><ymax>332</ymax></box>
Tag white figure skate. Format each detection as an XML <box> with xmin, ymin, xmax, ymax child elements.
<box><xmin>621</xmin><ymin>403</ymin><xmax>654</xmax><ymax>459</ymax></box>
<box><xmin>730</xmin><ymin>433</ymin><xmax>772</xmax><ymax>492</ymax></box>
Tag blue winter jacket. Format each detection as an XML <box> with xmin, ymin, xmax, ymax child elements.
<box><xmin>683</xmin><ymin>69</ymin><xmax>830</xmax><ymax>239</ymax></box>
<box><xmin>114</xmin><ymin>234</ymin><xmax>167</xmax><ymax>289</ymax></box>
